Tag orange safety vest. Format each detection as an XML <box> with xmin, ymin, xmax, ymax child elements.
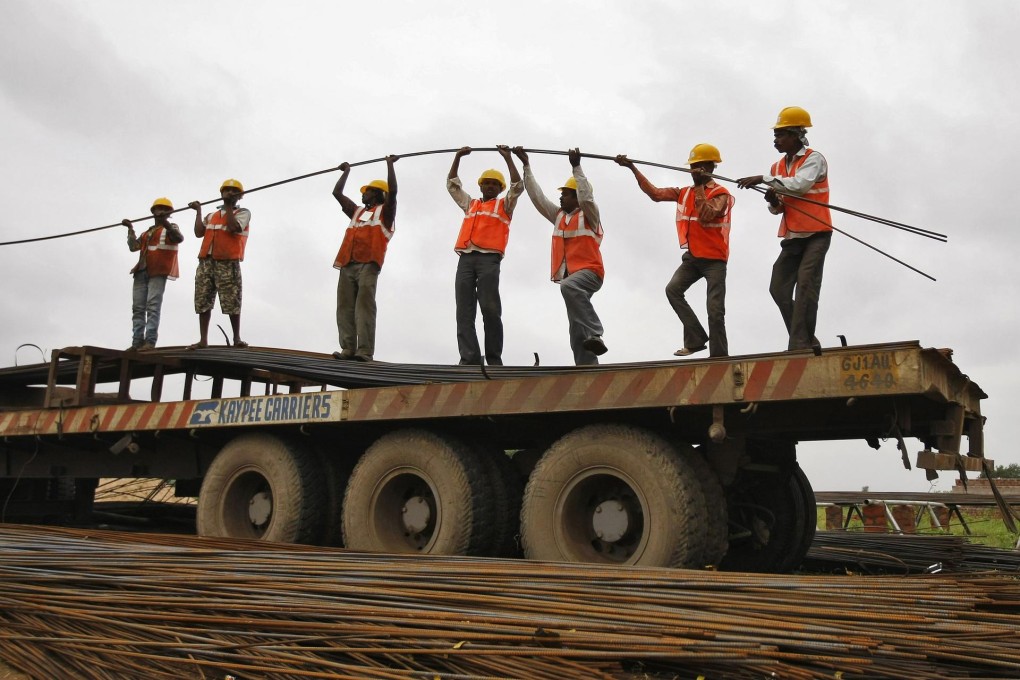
<box><xmin>550</xmin><ymin>210</ymin><xmax>604</xmax><ymax>281</ymax></box>
<box><xmin>454</xmin><ymin>197</ymin><xmax>510</xmax><ymax>256</ymax></box>
<box><xmin>675</xmin><ymin>184</ymin><xmax>733</xmax><ymax>262</ymax></box>
<box><xmin>131</xmin><ymin>225</ymin><xmax>180</xmax><ymax>279</ymax></box>
<box><xmin>770</xmin><ymin>149</ymin><xmax>832</xmax><ymax>237</ymax></box>
<box><xmin>199</xmin><ymin>208</ymin><xmax>250</xmax><ymax>260</ymax></box>
<box><xmin>334</xmin><ymin>204</ymin><xmax>394</xmax><ymax>269</ymax></box>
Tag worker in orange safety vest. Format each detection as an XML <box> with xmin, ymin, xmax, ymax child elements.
<box><xmin>187</xmin><ymin>179</ymin><xmax>251</xmax><ymax>350</ymax></box>
<box><xmin>514</xmin><ymin>146</ymin><xmax>607</xmax><ymax>366</ymax></box>
<box><xmin>121</xmin><ymin>198</ymin><xmax>183</xmax><ymax>352</ymax></box>
<box><xmin>737</xmin><ymin>106</ymin><xmax>833</xmax><ymax>352</ymax></box>
<box><xmin>616</xmin><ymin>144</ymin><xmax>734</xmax><ymax>358</ymax></box>
<box><xmin>446</xmin><ymin>145</ymin><xmax>522</xmax><ymax>366</ymax></box>
<box><xmin>331</xmin><ymin>155</ymin><xmax>398</xmax><ymax>362</ymax></box>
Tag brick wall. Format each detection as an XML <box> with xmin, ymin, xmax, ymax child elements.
<box><xmin>953</xmin><ymin>478</ymin><xmax>1020</xmax><ymax>494</ymax></box>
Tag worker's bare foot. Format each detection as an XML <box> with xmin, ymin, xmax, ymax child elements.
<box><xmin>233</xmin><ymin>340</ymin><xmax>249</xmax><ymax>348</ymax></box>
<box><xmin>186</xmin><ymin>341</ymin><xmax>207</xmax><ymax>351</ymax></box>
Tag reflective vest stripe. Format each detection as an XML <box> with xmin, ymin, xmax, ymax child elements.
<box><xmin>551</xmin><ymin>211</ymin><xmax>602</xmax><ymax>241</ymax></box>
<box><xmin>351</xmin><ymin>205</ymin><xmax>394</xmax><ymax>237</ymax></box>
<box><xmin>146</xmin><ymin>229</ymin><xmax>179</xmax><ymax>251</ymax></box>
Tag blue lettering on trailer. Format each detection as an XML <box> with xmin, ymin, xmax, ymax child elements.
<box><xmin>188</xmin><ymin>393</ymin><xmax>335</xmax><ymax>427</ymax></box>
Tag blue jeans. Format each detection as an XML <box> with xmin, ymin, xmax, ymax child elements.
<box><xmin>132</xmin><ymin>271</ymin><xmax>168</xmax><ymax>346</ymax></box>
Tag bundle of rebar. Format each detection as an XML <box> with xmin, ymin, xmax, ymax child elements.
<box><xmin>94</xmin><ymin>478</ymin><xmax>193</xmax><ymax>505</ymax></box>
<box><xmin>0</xmin><ymin>525</ymin><xmax>1018</xmax><ymax>679</ymax></box>
<box><xmin>805</xmin><ymin>530</ymin><xmax>1020</xmax><ymax>574</ymax></box>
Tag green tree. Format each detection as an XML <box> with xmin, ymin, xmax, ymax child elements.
<box><xmin>981</xmin><ymin>463</ymin><xmax>1020</xmax><ymax>479</ymax></box>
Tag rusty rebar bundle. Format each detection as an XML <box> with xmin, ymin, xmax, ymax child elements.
<box><xmin>805</xmin><ymin>530</ymin><xmax>1020</xmax><ymax>574</ymax></box>
<box><xmin>0</xmin><ymin>524</ymin><xmax>1018</xmax><ymax>679</ymax></box>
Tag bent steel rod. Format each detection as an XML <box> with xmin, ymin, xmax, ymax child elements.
<box><xmin>1</xmin><ymin>148</ymin><xmax>944</xmax><ymax>246</ymax></box>
<box><xmin>753</xmin><ymin>190</ymin><xmax>937</xmax><ymax>281</ymax></box>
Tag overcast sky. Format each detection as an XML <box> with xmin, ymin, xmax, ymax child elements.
<box><xmin>1</xmin><ymin>1</ymin><xmax>1017</xmax><ymax>493</ymax></box>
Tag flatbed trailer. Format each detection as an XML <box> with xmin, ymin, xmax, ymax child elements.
<box><xmin>0</xmin><ymin>340</ymin><xmax>992</xmax><ymax>572</ymax></box>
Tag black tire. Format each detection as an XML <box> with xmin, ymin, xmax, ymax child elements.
<box><xmin>341</xmin><ymin>429</ymin><xmax>490</xmax><ymax>555</ymax></box>
<box><xmin>778</xmin><ymin>465</ymin><xmax>817</xmax><ymax>572</ymax></box>
<box><xmin>509</xmin><ymin>449</ymin><xmax>542</xmax><ymax>482</ymax></box>
<box><xmin>477</xmin><ymin>448</ymin><xmax>524</xmax><ymax>558</ymax></box>
<box><xmin>685</xmin><ymin>445</ymin><xmax>729</xmax><ymax>567</ymax></box>
<box><xmin>720</xmin><ymin>465</ymin><xmax>803</xmax><ymax>573</ymax></box>
<box><xmin>315</xmin><ymin>448</ymin><xmax>356</xmax><ymax>547</ymax></box>
<box><xmin>197</xmin><ymin>433</ymin><xmax>326</xmax><ymax>544</ymax></box>
<box><xmin>520</xmin><ymin>424</ymin><xmax>708</xmax><ymax>568</ymax></box>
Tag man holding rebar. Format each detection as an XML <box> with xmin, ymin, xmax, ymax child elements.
<box><xmin>737</xmin><ymin>106</ymin><xmax>833</xmax><ymax>352</ymax></box>
<box><xmin>121</xmin><ymin>198</ymin><xmax>183</xmax><ymax>352</ymax></box>
<box><xmin>514</xmin><ymin>146</ymin><xmax>607</xmax><ymax>366</ymax></box>
<box><xmin>188</xmin><ymin>179</ymin><xmax>251</xmax><ymax>350</ymax></box>
<box><xmin>616</xmin><ymin>144</ymin><xmax>734</xmax><ymax>358</ymax></box>
<box><xmin>446</xmin><ymin>145</ymin><xmax>522</xmax><ymax>366</ymax></box>
<box><xmin>330</xmin><ymin>156</ymin><xmax>398</xmax><ymax>362</ymax></box>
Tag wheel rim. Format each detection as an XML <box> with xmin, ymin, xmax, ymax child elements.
<box><xmin>369</xmin><ymin>469</ymin><xmax>440</xmax><ymax>552</ymax></box>
<box><xmin>553</xmin><ymin>466</ymin><xmax>647</xmax><ymax>564</ymax></box>
<box><xmin>221</xmin><ymin>468</ymin><xmax>273</xmax><ymax>538</ymax></box>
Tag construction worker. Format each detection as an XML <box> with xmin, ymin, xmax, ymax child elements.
<box><xmin>446</xmin><ymin>145</ymin><xmax>522</xmax><ymax>366</ymax></box>
<box><xmin>330</xmin><ymin>156</ymin><xmax>398</xmax><ymax>362</ymax></box>
<box><xmin>187</xmin><ymin>179</ymin><xmax>251</xmax><ymax>350</ymax></box>
<box><xmin>616</xmin><ymin>144</ymin><xmax>734</xmax><ymax>358</ymax></box>
<box><xmin>120</xmin><ymin>198</ymin><xmax>183</xmax><ymax>351</ymax></box>
<box><xmin>513</xmin><ymin>146</ymin><xmax>607</xmax><ymax>366</ymax></box>
<box><xmin>737</xmin><ymin>106</ymin><xmax>833</xmax><ymax>352</ymax></box>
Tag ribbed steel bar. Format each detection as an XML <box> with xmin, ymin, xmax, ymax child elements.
<box><xmin>805</xmin><ymin>530</ymin><xmax>1020</xmax><ymax>574</ymax></box>
<box><xmin>0</xmin><ymin>525</ymin><xmax>1018</xmax><ymax>679</ymax></box>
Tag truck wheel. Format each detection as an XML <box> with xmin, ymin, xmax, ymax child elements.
<box><xmin>684</xmin><ymin>445</ymin><xmax>729</xmax><ymax>567</ymax></box>
<box><xmin>477</xmin><ymin>447</ymin><xmax>524</xmax><ymax>558</ymax></box>
<box><xmin>520</xmin><ymin>424</ymin><xmax>708</xmax><ymax>568</ymax></box>
<box><xmin>777</xmin><ymin>464</ymin><xmax>816</xmax><ymax>572</ymax></box>
<box><xmin>314</xmin><ymin>448</ymin><xmax>357</xmax><ymax>547</ymax></box>
<box><xmin>342</xmin><ymin>429</ymin><xmax>490</xmax><ymax>555</ymax></box>
<box><xmin>720</xmin><ymin>465</ymin><xmax>803</xmax><ymax>573</ymax></box>
<box><xmin>197</xmin><ymin>433</ymin><xmax>326</xmax><ymax>543</ymax></box>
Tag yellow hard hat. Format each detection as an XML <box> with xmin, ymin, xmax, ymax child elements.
<box><xmin>359</xmin><ymin>179</ymin><xmax>389</xmax><ymax>195</ymax></box>
<box><xmin>558</xmin><ymin>177</ymin><xmax>578</xmax><ymax>192</ymax></box>
<box><xmin>220</xmin><ymin>178</ymin><xmax>244</xmax><ymax>192</ymax></box>
<box><xmin>772</xmin><ymin>106</ymin><xmax>812</xmax><ymax>129</ymax></box>
<box><xmin>150</xmin><ymin>197</ymin><xmax>174</xmax><ymax>212</ymax></box>
<box><xmin>477</xmin><ymin>169</ymin><xmax>506</xmax><ymax>190</ymax></box>
<box><xmin>687</xmin><ymin>143</ymin><xmax>722</xmax><ymax>165</ymax></box>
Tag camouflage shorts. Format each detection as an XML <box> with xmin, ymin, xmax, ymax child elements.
<box><xmin>194</xmin><ymin>259</ymin><xmax>242</xmax><ymax>314</ymax></box>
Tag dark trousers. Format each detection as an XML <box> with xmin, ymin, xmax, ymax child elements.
<box><xmin>770</xmin><ymin>231</ymin><xmax>832</xmax><ymax>350</ymax></box>
<box><xmin>560</xmin><ymin>269</ymin><xmax>604</xmax><ymax>366</ymax></box>
<box><xmin>455</xmin><ymin>252</ymin><xmax>503</xmax><ymax>365</ymax></box>
<box><xmin>665</xmin><ymin>252</ymin><xmax>728</xmax><ymax>357</ymax></box>
<box><xmin>336</xmin><ymin>262</ymin><xmax>380</xmax><ymax>359</ymax></box>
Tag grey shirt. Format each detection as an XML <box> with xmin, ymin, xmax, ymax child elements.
<box><xmin>522</xmin><ymin>165</ymin><xmax>602</xmax><ymax>231</ymax></box>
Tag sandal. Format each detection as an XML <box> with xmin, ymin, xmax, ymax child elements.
<box><xmin>186</xmin><ymin>341</ymin><xmax>207</xmax><ymax>351</ymax></box>
<box><xmin>233</xmin><ymin>340</ymin><xmax>249</xmax><ymax>348</ymax></box>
